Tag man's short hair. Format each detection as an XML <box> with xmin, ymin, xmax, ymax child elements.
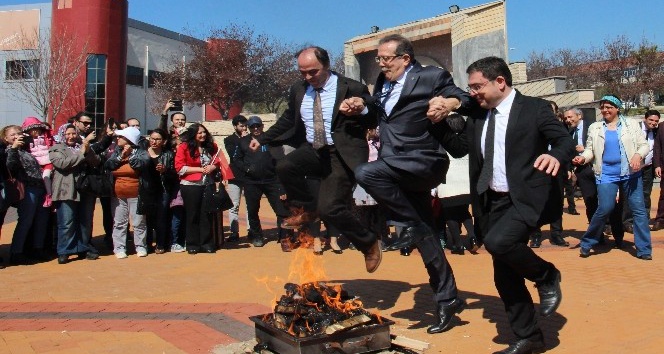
<box><xmin>231</xmin><ymin>114</ymin><xmax>248</xmax><ymax>126</ymax></box>
<box><xmin>564</xmin><ymin>107</ymin><xmax>583</xmax><ymax>116</ymax></box>
<box><xmin>127</xmin><ymin>118</ymin><xmax>140</xmax><ymax>125</ymax></box>
<box><xmin>378</xmin><ymin>34</ymin><xmax>415</xmax><ymax>59</ymax></box>
<box><xmin>645</xmin><ymin>109</ymin><xmax>661</xmax><ymax>118</ymax></box>
<box><xmin>171</xmin><ymin>112</ymin><xmax>187</xmax><ymax>121</ymax></box>
<box><xmin>74</xmin><ymin>111</ymin><xmax>91</xmax><ymax>121</ymax></box>
<box><xmin>296</xmin><ymin>46</ymin><xmax>330</xmax><ymax>68</ymax></box>
<box><xmin>466</xmin><ymin>56</ymin><xmax>513</xmax><ymax>87</ymax></box>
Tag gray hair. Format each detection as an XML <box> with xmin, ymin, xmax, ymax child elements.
<box><xmin>563</xmin><ymin>107</ymin><xmax>583</xmax><ymax>117</ymax></box>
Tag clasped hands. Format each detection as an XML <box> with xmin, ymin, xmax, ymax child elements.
<box><xmin>339</xmin><ymin>97</ymin><xmax>366</xmax><ymax>115</ymax></box>
<box><xmin>427</xmin><ymin>96</ymin><xmax>461</xmax><ymax>123</ymax></box>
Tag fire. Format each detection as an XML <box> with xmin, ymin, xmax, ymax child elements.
<box><xmin>285</xmin><ymin>230</ymin><xmax>328</xmax><ymax>284</ymax></box>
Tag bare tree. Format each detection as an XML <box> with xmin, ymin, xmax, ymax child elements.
<box><xmin>525</xmin><ymin>51</ymin><xmax>552</xmax><ymax>80</ymax></box>
<box><xmin>4</xmin><ymin>27</ymin><xmax>88</xmax><ymax>125</ymax></box>
<box><xmin>631</xmin><ymin>39</ymin><xmax>664</xmax><ymax>108</ymax></box>
<box><xmin>153</xmin><ymin>24</ymin><xmax>301</xmax><ymax>119</ymax></box>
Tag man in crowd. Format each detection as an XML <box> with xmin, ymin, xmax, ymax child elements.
<box><xmin>249</xmin><ymin>46</ymin><xmax>380</xmax><ymax>271</ymax></box>
<box><xmin>224</xmin><ymin>114</ymin><xmax>248</xmax><ymax>242</ymax></box>
<box><xmin>160</xmin><ymin>100</ymin><xmax>188</xmax><ymax>135</ymax></box>
<box><xmin>354</xmin><ymin>34</ymin><xmax>472</xmax><ymax>334</ymax></box>
<box><xmin>648</xmin><ymin>111</ymin><xmax>664</xmax><ymax>230</ymax></box>
<box><xmin>235</xmin><ymin>116</ymin><xmax>289</xmax><ymax>247</ymax></box>
<box><xmin>623</xmin><ymin>110</ymin><xmax>658</xmax><ymax>232</ymax></box>
<box><xmin>429</xmin><ymin>56</ymin><xmax>573</xmax><ymax>353</ymax></box>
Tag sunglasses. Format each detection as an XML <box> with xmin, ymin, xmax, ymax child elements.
<box><xmin>80</xmin><ymin>121</ymin><xmax>92</xmax><ymax>126</ymax></box>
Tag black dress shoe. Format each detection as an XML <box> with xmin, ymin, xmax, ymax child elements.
<box><xmin>227</xmin><ymin>233</ymin><xmax>239</xmax><ymax>242</ymax></box>
<box><xmin>567</xmin><ymin>208</ymin><xmax>580</xmax><ymax>215</ymax></box>
<box><xmin>331</xmin><ymin>249</ymin><xmax>343</xmax><ymax>254</ymax></box>
<box><xmin>86</xmin><ymin>252</ymin><xmax>99</xmax><ymax>260</ymax></box>
<box><xmin>535</xmin><ymin>268</ymin><xmax>562</xmax><ymax>317</ymax></box>
<box><xmin>187</xmin><ymin>249</ymin><xmax>198</xmax><ymax>255</ymax></box>
<box><xmin>613</xmin><ymin>239</ymin><xmax>624</xmax><ymax>249</ymax></box>
<box><xmin>427</xmin><ymin>298</ymin><xmax>466</xmax><ymax>334</ymax></box>
<box><xmin>493</xmin><ymin>338</ymin><xmax>545</xmax><ymax>354</ymax></box>
<box><xmin>651</xmin><ymin>220</ymin><xmax>664</xmax><ymax>231</ymax></box>
<box><xmin>386</xmin><ymin>224</ymin><xmax>431</xmax><ymax>251</ymax></box>
<box><xmin>451</xmin><ymin>246</ymin><xmax>465</xmax><ymax>255</ymax></box>
<box><xmin>202</xmin><ymin>248</ymin><xmax>216</xmax><ymax>254</ymax></box>
<box><xmin>529</xmin><ymin>233</ymin><xmax>542</xmax><ymax>248</ymax></box>
<box><xmin>400</xmin><ymin>247</ymin><xmax>411</xmax><ymax>256</ymax></box>
<box><xmin>57</xmin><ymin>255</ymin><xmax>69</xmax><ymax>264</ymax></box>
<box><xmin>549</xmin><ymin>235</ymin><xmax>569</xmax><ymax>247</ymax></box>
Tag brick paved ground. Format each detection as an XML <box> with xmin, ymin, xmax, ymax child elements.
<box><xmin>1</xmin><ymin>194</ymin><xmax>663</xmax><ymax>353</ymax></box>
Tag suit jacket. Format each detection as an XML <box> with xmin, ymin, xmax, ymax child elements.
<box><xmin>571</xmin><ymin>118</ymin><xmax>596</xmax><ymax>197</ymax></box>
<box><xmin>373</xmin><ymin>62</ymin><xmax>471</xmax><ymax>187</ymax></box>
<box><xmin>259</xmin><ymin>73</ymin><xmax>377</xmax><ymax>171</ymax></box>
<box><xmin>467</xmin><ymin>91</ymin><xmax>575</xmax><ymax>239</ymax></box>
<box><xmin>651</xmin><ymin>122</ymin><xmax>664</xmax><ymax>169</ymax></box>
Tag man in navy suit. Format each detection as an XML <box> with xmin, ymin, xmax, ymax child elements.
<box><xmin>354</xmin><ymin>34</ymin><xmax>472</xmax><ymax>334</ymax></box>
<box><xmin>429</xmin><ymin>56</ymin><xmax>574</xmax><ymax>354</ymax></box>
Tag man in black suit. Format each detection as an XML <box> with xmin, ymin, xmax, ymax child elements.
<box><xmin>353</xmin><ymin>34</ymin><xmax>472</xmax><ymax>334</ymax></box>
<box><xmin>430</xmin><ymin>57</ymin><xmax>574</xmax><ymax>354</ymax></box>
<box><xmin>249</xmin><ymin>46</ymin><xmax>382</xmax><ymax>272</ymax></box>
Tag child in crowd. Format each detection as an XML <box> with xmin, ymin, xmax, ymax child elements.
<box><xmin>21</xmin><ymin>117</ymin><xmax>54</xmax><ymax>207</ymax></box>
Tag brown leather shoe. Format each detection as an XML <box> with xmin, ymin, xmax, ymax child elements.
<box><xmin>282</xmin><ymin>210</ymin><xmax>319</xmax><ymax>230</ymax></box>
<box><xmin>363</xmin><ymin>240</ymin><xmax>382</xmax><ymax>273</ymax></box>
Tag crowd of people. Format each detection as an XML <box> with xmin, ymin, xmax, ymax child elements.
<box><xmin>0</xmin><ymin>35</ymin><xmax>661</xmax><ymax>354</ymax></box>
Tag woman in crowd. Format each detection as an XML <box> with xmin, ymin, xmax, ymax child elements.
<box><xmin>49</xmin><ymin>124</ymin><xmax>100</xmax><ymax>264</ymax></box>
<box><xmin>573</xmin><ymin>95</ymin><xmax>653</xmax><ymax>260</ymax></box>
<box><xmin>168</xmin><ymin>127</ymin><xmax>187</xmax><ymax>252</ymax></box>
<box><xmin>105</xmin><ymin>127</ymin><xmax>155</xmax><ymax>259</ymax></box>
<box><xmin>145</xmin><ymin>128</ymin><xmax>178</xmax><ymax>253</ymax></box>
<box><xmin>175</xmin><ymin>123</ymin><xmax>232</xmax><ymax>254</ymax></box>
<box><xmin>3</xmin><ymin>124</ymin><xmax>51</xmax><ymax>264</ymax></box>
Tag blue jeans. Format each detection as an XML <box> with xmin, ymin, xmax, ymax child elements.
<box><xmin>11</xmin><ymin>185</ymin><xmax>49</xmax><ymax>254</ymax></box>
<box><xmin>580</xmin><ymin>177</ymin><xmax>652</xmax><ymax>257</ymax></box>
<box><xmin>171</xmin><ymin>206</ymin><xmax>185</xmax><ymax>246</ymax></box>
<box><xmin>56</xmin><ymin>196</ymin><xmax>96</xmax><ymax>256</ymax></box>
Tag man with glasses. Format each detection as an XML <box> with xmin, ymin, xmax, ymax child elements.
<box><xmin>353</xmin><ymin>34</ymin><xmax>472</xmax><ymax>334</ymax></box>
<box><xmin>429</xmin><ymin>56</ymin><xmax>574</xmax><ymax>353</ymax></box>
<box><xmin>249</xmin><ymin>46</ymin><xmax>379</xmax><ymax>269</ymax></box>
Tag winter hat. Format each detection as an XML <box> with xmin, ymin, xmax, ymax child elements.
<box><xmin>21</xmin><ymin>117</ymin><xmax>47</xmax><ymax>132</ymax></box>
<box><xmin>247</xmin><ymin>116</ymin><xmax>263</xmax><ymax>127</ymax></box>
<box><xmin>115</xmin><ymin>126</ymin><xmax>141</xmax><ymax>146</ymax></box>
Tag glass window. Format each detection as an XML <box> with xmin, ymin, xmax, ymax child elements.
<box><xmin>85</xmin><ymin>54</ymin><xmax>107</xmax><ymax>129</ymax></box>
<box><xmin>147</xmin><ymin>69</ymin><xmax>162</xmax><ymax>88</ymax></box>
<box><xmin>5</xmin><ymin>60</ymin><xmax>40</xmax><ymax>80</ymax></box>
<box><xmin>126</xmin><ymin>65</ymin><xmax>144</xmax><ymax>87</ymax></box>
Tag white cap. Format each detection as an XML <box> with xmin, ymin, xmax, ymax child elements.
<box><xmin>115</xmin><ymin>127</ymin><xmax>141</xmax><ymax>146</ymax></box>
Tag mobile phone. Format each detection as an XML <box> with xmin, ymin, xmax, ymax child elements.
<box><xmin>169</xmin><ymin>99</ymin><xmax>183</xmax><ymax>111</ymax></box>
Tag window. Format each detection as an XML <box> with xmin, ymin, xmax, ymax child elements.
<box><xmin>5</xmin><ymin>60</ymin><xmax>40</xmax><ymax>80</ymax></box>
<box><xmin>85</xmin><ymin>54</ymin><xmax>107</xmax><ymax>128</ymax></box>
<box><xmin>126</xmin><ymin>65</ymin><xmax>144</xmax><ymax>87</ymax></box>
<box><xmin>147</xmin><ymin>69</ymin><xmax>162</xmax><ymax>88</ymax></box>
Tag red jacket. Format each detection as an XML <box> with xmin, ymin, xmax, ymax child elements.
<box><xmin>175</xmin><ymin>142</ymin><xmax>234</xmax><ymax>182</ymax></box>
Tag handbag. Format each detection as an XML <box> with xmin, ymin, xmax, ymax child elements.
<box><xmin>201</xmin><ymin>149</ymin><xmax>233</xmax><ymax>213</ymax></box>
<box><xmin>202</xmin><ymin>181</ymin><xmax>234</xmax><ymax>213</ymax></box>
<box><xmin>76</xmin><ymin>170</ymin><xmax>112</xmax><ymax>197</ymax></box>
<box><xmin>4</xmin><ymin>169</ymin><xmax>25</xmax><ymax>208</ymax></box>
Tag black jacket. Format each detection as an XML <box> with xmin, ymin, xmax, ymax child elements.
<box><xmin>147</xmin><ymin>149</ymin><xmax>178</xmax><ymax>195</ymax></box>
<box><xmin>224</xmin><ymin>133</ymin><xmax>246</xmax><ymax>184</ymax></box>
<box><xmin>234</xmin><ymin>135</ymin><xmax>280</xmax><ymax>185</ymax></box>
<box><xmin>105</xmin><ymin>147</ymin><xmax>157</xmax><ymax>214</ymax></box>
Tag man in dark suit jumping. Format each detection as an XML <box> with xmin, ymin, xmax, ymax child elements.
<box><xmin>249</xmin><ymin>46</ymin><xmax>382</xmax><ymax>272</ymax></box>
<box><xmin>354</xmin><ymin>34</ymin><xmax>472</xmax><ymax>334</ymax></box>
<box><xmin>429</xmin><ymin>56</ymin><xmax>574</xmax><ymax>354</ymax></box>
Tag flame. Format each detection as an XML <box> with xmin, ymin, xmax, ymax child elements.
<box><xmin>287</xmin><ymin>230</ymin><xmax>328</xmax><ymax>284</ymax></box>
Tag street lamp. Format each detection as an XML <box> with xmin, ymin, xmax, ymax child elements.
<box><xmin>449</xmin><ymin>5</ymin><xmax>460</xmax><ymax>13</ymax></box>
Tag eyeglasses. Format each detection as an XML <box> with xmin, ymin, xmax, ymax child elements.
<box><xmin>249</xmin><ymin>125</ymin><xmax>262</xmax><ymax>129</ymax></box>
<box><xmin>80</xmin><ymin>121</ymin><xmax>92</xmax><ymax>126</ymax></box>
<box><xmin>466</xmin><ymin>80</ymin><xmax>492</xmax><ymax>94</ymax></box>
<box><xmin>374</xmin><ymin>55</ymin><xmax>403</xmax><ymax>63</ymax></box>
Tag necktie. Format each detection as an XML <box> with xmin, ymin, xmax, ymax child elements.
<box><xmin>312</xmin><ymin>88</ymin><xmax>326</xmax><ymax>150</ymax></box>
<box><xmin>477</xmin><ymin>109</ymin><xmax>496</xmax><ymax>194</ymax></box>
<box><xmin>572</xmin><ymin>128</ymin><xmax>578</xmax><ymax>144</ymax></box>
<box><xmin>380</xmin><ymin>81</ymin><xmax>396</xmax><ymax>108</ymax></box>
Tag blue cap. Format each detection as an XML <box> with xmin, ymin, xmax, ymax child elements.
<box><xmin>247</xmin><ymin>116</ymin><xmax>262</xmax><ymax>127</ymax></box>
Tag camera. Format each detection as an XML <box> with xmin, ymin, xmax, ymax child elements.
<box><xmin>169</xmin><ymin>99</ymin><xmax>183</xmax><ymax>111</ymax></box>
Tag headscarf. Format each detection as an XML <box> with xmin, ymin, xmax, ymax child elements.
<box><xmin>599</xmin><ymin>95</ymin><xmax>622</xmax><ymax>110</ymax></box>
<box><xmin>55</xmin><ymin>123</ymin><xmax>82</xmax><ymax>152</ymax></box>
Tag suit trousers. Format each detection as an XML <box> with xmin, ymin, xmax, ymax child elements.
<box><xmin>483</xmin><ymin>192</ymin><xmax>554</xmax><ymax>341</ymax></box>
<box><xmin>355</xmin><ymin>158</ymin><xmax>458</xmax><ymax>304</ymax></box>
<box><xmin>355</xmin><ymin>159</ymin><xmax>435</xmax><ymax>227</ymax></box>
<box><xmin>275</xmin><ymin>144</ymin><xmax>374</xmax><ymax>251</ymax></box>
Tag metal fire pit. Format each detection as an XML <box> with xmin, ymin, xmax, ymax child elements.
<box><xmin>250</xmin><ymin>314</ymin><xmax>395</xmax><ymax>354</ymax></box>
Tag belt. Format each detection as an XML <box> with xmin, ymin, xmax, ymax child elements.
<box><xmin>487</xmin><ymin>189</ymin><xmax>510</xmax><ymax>197</ymax></box>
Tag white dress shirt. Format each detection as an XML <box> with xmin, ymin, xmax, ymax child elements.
<box><xmin>300</xmin><ymin>73</ymin><xmax>337</xmax><ymax>145</ymax></box>
<box><xmin>481</xmin><ymin>88</ymin><xmax>516</xmax><ymax>192</ymax></box>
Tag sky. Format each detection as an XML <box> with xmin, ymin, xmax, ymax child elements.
<box><xmin>2</xmin><ymin>0</ymin><xmax>663</xmax><ymax>62</ymax></box>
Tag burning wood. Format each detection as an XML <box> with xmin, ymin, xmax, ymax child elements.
<box><xmin>262</xmin><ymin>281</ymin><xmax>381</xmax><ymax>338</ymax></box>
